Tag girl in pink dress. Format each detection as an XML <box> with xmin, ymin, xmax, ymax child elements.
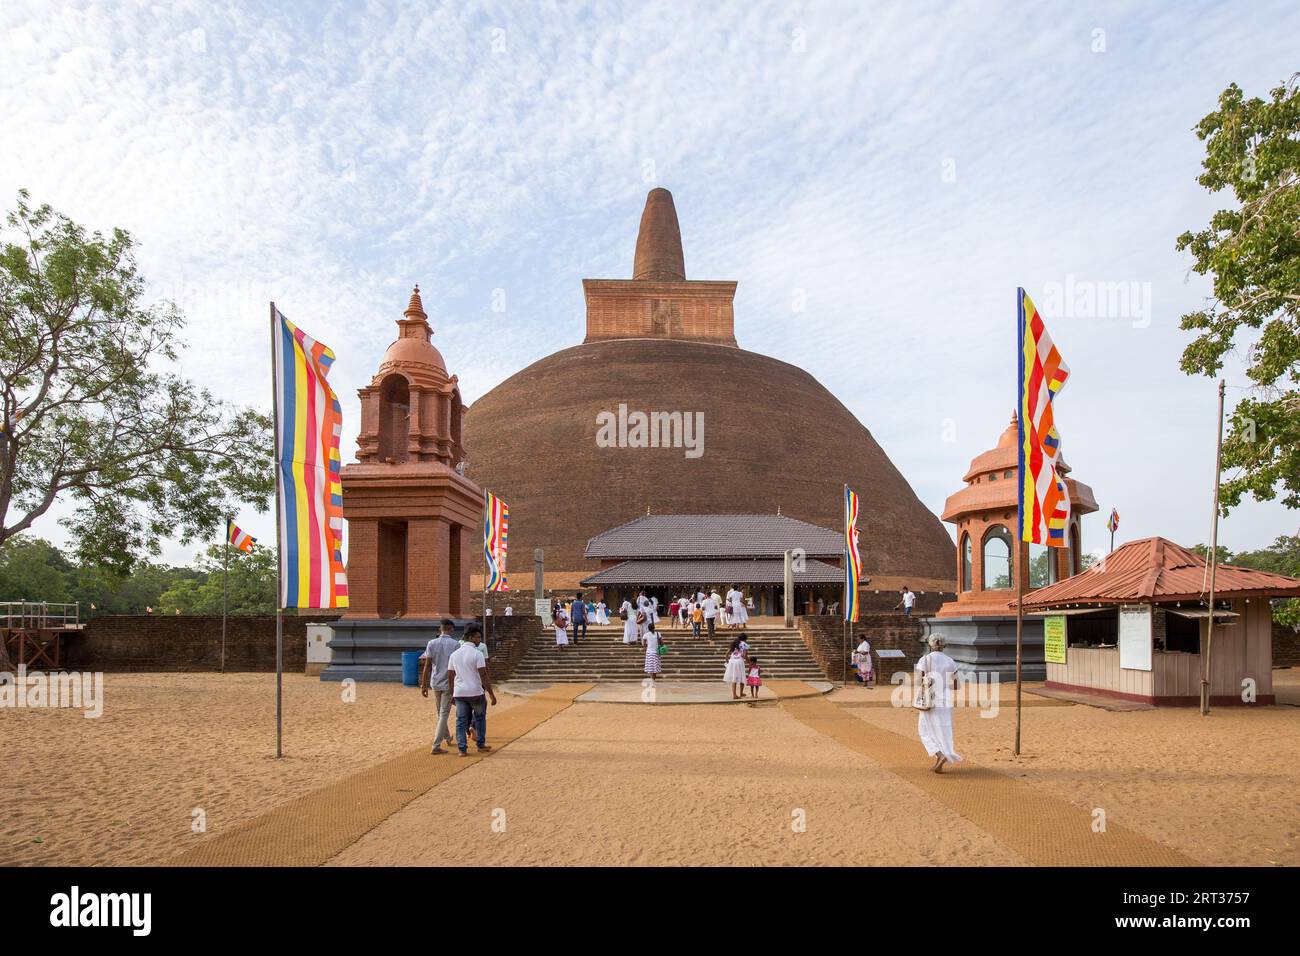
<box><xmin>746</xmin><ymin>657</ymin><xmax>762</xmax><ymax>699</ymax></box>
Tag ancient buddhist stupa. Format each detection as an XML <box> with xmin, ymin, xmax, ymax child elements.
<box><xmin>462</xmin><ymin>188</ymin><xmax>957</xmax><ymax>607</ymax></box>
<box><xmin>325</xmin><ymin>286</ymin><xmax>483</xmax><ymax>681</ymax></box>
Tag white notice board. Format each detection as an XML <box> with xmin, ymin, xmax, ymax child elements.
<box><xmin>534</xmin><ymin>599</ymin><xmax>552</xmax><ymax>619</ymax></box>
<box><xmin>1119</xmin><ymin>605</ymin><xmax>1152</xmax><ymax>671</ymax></box>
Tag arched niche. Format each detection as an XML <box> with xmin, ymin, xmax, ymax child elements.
<box><xmin>378</xmin><ymin>373</ymin><xmax>411</xmax><ymax>463</ymax></box>
<box><xmin>960</xmin><ymin>532</ymin><xmax>973</xmax><ymax>592</ymax></box>
<box><xmin>982</xmin><ymin>524</ymin><xmax>1013</xmax><ymax>590</ymax></box>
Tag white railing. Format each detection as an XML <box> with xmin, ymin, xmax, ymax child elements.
<box><xmin>0</xmin><ymin>601</ymin><xmax>81</xmax><ymax>630</ymax></box>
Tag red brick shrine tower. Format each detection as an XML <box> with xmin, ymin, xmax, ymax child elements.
<box><xmin>325</xmin><ymin>287</ymin><xmax>482</xmax><ymax>680</ymax></box>
<box><xmin>923</xmin><ymin>413</ymin><xmax>1097</xmax><ymax>680</ymax></box>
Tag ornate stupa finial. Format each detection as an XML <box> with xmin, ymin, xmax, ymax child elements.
<box><xmin>405</xmin><ymin>284</ymin><xmax>427</xmax><ymax>322</ymax></box>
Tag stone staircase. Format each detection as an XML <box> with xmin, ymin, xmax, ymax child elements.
<box><xmin>509</xmin><ymin>624</ymin><xmax>826</xmax><ymax>683</ymax></box>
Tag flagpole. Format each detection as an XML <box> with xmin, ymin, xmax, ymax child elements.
<box><xmin>269</xmin><ymin>302</ymin><xmax>285</xmax><ymax>760</ymax></box>
<box><xmin>1014</xmin><ymin>288</ymin><xmax>1024</xmax><ymax>757</ymax></box>
<box><xmin>1201</xmin><ymin>379</ymin><xmax>1226</xmax><ymax>716</ymax></box>
<box><xmin>842</xmin><ymin>484</ymin><xmax>849</xmax><ymax>688</ymax></box>
<box><xmin>221</xmin><ymin>519</ymin><xmax>228</xmax><ymax>673</ymax></box>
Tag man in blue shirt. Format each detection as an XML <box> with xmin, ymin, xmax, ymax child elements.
<box><xmin>570</xmin><ymin>592</ymin><xmax>588</xmax><ymax>644</ymax></box>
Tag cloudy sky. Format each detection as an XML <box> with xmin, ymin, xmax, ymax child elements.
<box><xmin>2</xmin><ymin>0</ymin><xmax>1296</xmax><ymax>565</ymax></box>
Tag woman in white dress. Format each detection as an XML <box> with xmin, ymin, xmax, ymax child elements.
<box><xmin>726</xmin><ymin>585</ymin><xmax>749</xmax><ymax>629</ymax></box>
<box><xmin>553</xmin><ymin>606</ymin><xmax>570</xmax><ymax>647</ymax></box>
<box><xmin>915</xmin><ymin>635</ymin><xmax>961</xmax><ymax>772</ymax></box>
<box><xmin>594</xmin><ymin>601</ymin><xmax>609</xmax><ymax>625</ymax></box>
<box><xmin>620</xmin><ymin>599</ymin><xmax>638</xmax><ymax>644</ymax></box>
<box><xmin>723</xmin><ymin>636</ymin><xmax>748</xmax><ymax>700</ymax></box>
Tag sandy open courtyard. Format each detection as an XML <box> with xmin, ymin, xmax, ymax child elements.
<box><xmin>3</xmin><ymin>670</ymin><xmax>1298</xmax><ymax>866</ymax></box>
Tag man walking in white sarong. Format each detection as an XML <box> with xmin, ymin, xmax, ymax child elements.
<box><xmin>915</xmin><ymin>634</ymin><xmax>962</xmax><ymax>772</ymax></box>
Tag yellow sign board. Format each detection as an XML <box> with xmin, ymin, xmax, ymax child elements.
<box><xmin>1043</xmin><ymin>615</ymin><xmax>1067</xmax><ymax>665</ymax></box>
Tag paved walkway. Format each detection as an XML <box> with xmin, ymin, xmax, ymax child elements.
<box><xmin>769</xmin><ymin>682</ymin><xmax>1193</xmax><ymax>866</ymax></box>
<box><xmin>172</xmin><ymin>684</ymin><xmax>591</xmax><ymax>867</ymax></box>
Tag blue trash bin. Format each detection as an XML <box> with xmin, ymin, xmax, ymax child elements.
<box><xmin>401</xmin><ymin>650</ymin><xmax>421</xmax><ymax>687</ymax></box>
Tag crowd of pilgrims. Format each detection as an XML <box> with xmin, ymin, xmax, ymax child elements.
<box><xmin>549</xmin><ymin>587</ymin><xmax>761</xmax><ymax>695</ymax></box>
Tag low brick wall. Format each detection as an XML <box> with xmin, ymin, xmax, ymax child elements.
<box><xmin>797</xmin><ymin>612</ymin><xmax>925</xmax><ymax>682</ymax></box>
<box><xmin>483</xmin><ymin>615</ymin><xmax>539</xmax><ymax>683</ymax></box>
<box><xmin>64</xmin><ymin>614</ymin><xmax>342</xmax><ymax>672</ymax></box>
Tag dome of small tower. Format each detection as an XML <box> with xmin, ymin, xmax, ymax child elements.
<box><xmin>378</xmin><ymin>285</ymin><xmax>447</xmax><ymax>385</ymax></box>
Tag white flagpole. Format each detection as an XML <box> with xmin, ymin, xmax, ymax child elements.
<box><xmin>269</xmin><ymin>302</ymin><xmax>285</xmax><ymax>760</ymax></box>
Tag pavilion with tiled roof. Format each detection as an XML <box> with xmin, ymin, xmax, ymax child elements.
<box><xmin>1021</xmin><ymin>537</ymin><xmax>1300</xmax><ymax>707</ymax></box>
<box><xmin>580</xmin><ymin>513</ymin><xmax>847</xmax><ymax>615</ymax></box>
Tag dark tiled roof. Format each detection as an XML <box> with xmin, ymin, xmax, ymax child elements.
<box><xmin>580</xmin><ymin>557</ymin><xmax>844</xmax><ymax>586</ymax></box>
<box><xmin>1020</xmin><ymin>537</ymin><xmax>1300</xmax><ymax>608</ymax></box>
<box><xmin>584</xmin><ymin>513</ymin><xmax>844</xmax><ymax>559</ymax></box>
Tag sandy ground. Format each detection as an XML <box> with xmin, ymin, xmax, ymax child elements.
<box><xmin>328</xmin><ymin>698</ymin><xmax>1027</xmax><ymax>866</ymax></box>
<box><xmin>831</xmin><ymin>669</ymin><xmax>1300</xmax><ymax>867</ymax></box>
<box><xmin>0</xmin><ymin>672</ymin><xmax>525</xmax><ymax>866</ymax></box>
<box><xmin>5</xmin><ymin>670</ymin><xmax>1298</xmax><ymax>866</ymax></box>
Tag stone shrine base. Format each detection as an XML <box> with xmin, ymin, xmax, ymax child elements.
<box><xmin>321</xmin><ymin>617</ymin><xmax>479</xmax><ymax>682</ymax></box>
<box><xmin>922</xmin><ymin>614</ymin><xmax>1046</xmax><ymax>681</ymax></box>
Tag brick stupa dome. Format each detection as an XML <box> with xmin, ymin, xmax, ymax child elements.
<box><xmin>463</xmin><ymin>189</ymin><xmax>957</xmax><ymax>591</ymax></box>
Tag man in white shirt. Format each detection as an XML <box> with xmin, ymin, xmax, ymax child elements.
<box><xmin>897</xmin><ymin>586</ymin><xmax>916</xmax><ymax>617</ymax></box>
<box><xmin>418</xmin><ymin>618</ymin><xmax>462</xmax><ymax>755</ymax></box>
<box><xmin>448</xmin><ymin>624</ymin><xmax>496</xmax><ymax>757</ymax></box>
<box><xmin>701</xmin><ymin>592</ymin><xmax>719</xmax><ymax>639</ymax></box>
<box><xmin>503</xmin><ymin>605</ymin><xmax>513</xmax><ymax>616</ymax></box>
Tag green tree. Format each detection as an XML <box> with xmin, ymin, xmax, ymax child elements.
<box><xmin>1177</xmin><ymin>75</ymin><xmax>1300</xmax><ymax>512</ymax></box>
<box><xmin>158</xmin><ymin>543</ymin><xmax>275</xmax><ymax>615</ymax></box>
<box><xmin>0</xmin><ymin>534</ymin><xmax>74</xmax><ymax>603</ymax></box>
<box><xmin>0</xmin><ymin>191</ymin><xmax>273</xmax><ymax>638</ymax></box>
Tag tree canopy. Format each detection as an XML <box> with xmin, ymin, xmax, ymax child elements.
<box><xmin>0</xmin><ymin>190</ymin><xmax>273</xmax><ymax>576</ymax></box>
<box><xmin>1177</xmin><ymin>75</ymin><xmax>1300</xmax><ymax>512</ymax></box>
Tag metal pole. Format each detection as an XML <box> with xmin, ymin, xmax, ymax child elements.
<box><xmin>221</xmin><ymin>521</ymin><xmax>228</xmax><ymax>673</ymax></box>
<box><xmin>270</xmin><ymin>302</ymin><xmax>285</xmax><ymax>759</ymax></box>
<box><xmin>1015</xmin><ymin>539</ymin><xmax>1024</xmax><ymax>756</ymax></box>
<box><xmin>1202</xmin><ymin>379</ymin><xmax>1225</xmax><ymax>716</ymax></box>
<box><xmin>783</xmin><ymin>549</ymin><xmax>794</xmax><ymax>628</ymax></box>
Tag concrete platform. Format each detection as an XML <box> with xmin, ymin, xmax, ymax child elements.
<box><xmin>501</xmin><ymin>679</ymin><xmax>834</xmax><ymax>704</ymax></box>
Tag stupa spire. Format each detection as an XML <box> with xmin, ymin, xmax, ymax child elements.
<box><xmin>405</xmin><ymin>284</ymin><xmax>427</xmax><ymax>321</ymax></box>
<box><xmin>632</xmin><ymin>187</ymin><xmax>685</xmax><ymax>281</ymax></box>
<box><xmin>398</xmin><ymin>284</ymin><xmax>432</xmax><ymax>342</ymax></box>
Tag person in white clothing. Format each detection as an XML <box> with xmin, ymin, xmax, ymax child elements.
<box><xmin>553</xmin><ymin>606</ymin><xmax>570</xmax><ymax>647</ymax></box>
<box><xmin>915</xmin><ymin>634</ymin><xmax>961</xmax><ymax>772</ymax></box>
<box><xmin>896</xmin><ymin>586</ymin><xmax>917</xmax><ymax>617</ymax></box>
<box><xmin>503</xmin><ymin>605</ymin><xmax>513</xmax><ymax>616</ymax></box>
<box><xmin>725</xmin><ymin>585</ymin><xmax>748</xmax><ymax>629</ymax></box>
<box><xmin>701</xmin><ymin>592</ymin><xmax>719</xmax><ymax>640</ymax></box>
<box><xmin>448</xmin><ymin>625</ymin><xmax>496</xmax><ymax>757</ymax></box>
<box><xmin>620</xmin><ymin>599</ymin><xmax>638</xmax><ymax>644</ymax></box>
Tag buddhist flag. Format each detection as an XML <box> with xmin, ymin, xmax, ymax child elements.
<box><xmin>844</xmin><ymin>485</ymin><xmax>861</xmax><ymax>622</ymax></box>
<box><xmin>272</xmin><ymin>307</ymin><xmax>349</xmax><ymax>609</ymax></box>
<box><xmin>1106</xmin><ymin>508</ymin><xmax>1120</xmax><ymax>534</ymax></box>
<box><xmin>1018</xmin><ymin>289</ymin><xmax>1071</xmax><ymax>547</ymax></box>
<box><xmin>484</xmin><ymin>490</ymin><xmax>510</xmax><ymax>592</ymax></box>
<box><xmin>227</xmin><ymin>519</ymin><xmax>256</xmax><ymax>554</ymax></box>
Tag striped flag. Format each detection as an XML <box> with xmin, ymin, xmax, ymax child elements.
<box><xmin>484</xmin><ymin>490</ymin><xmax>510</xmax><ymax>591</ymax></box>
<box><xmin>1017</xmin><ymin>289</ymin><xmax>1071</xmax><ymax>548</ymax></box>
<box><xmin>272</xmin><ymin>307</ymin><xmax>349</xmax><ymax>609</ymax></box>
<box><xmin>1106</xmin><ymin>508</ymin><xmax>1119</xmax><ymax>533</ymax></box>
<box><xmin>844</xmin><ymin>486</ymin><xmax>861</xmax><ymax>622</ymax></box>
<box><xmin>227</xmin><ymin>519</ymin><xmax>256</xmax><ymax>554</ymax></box>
